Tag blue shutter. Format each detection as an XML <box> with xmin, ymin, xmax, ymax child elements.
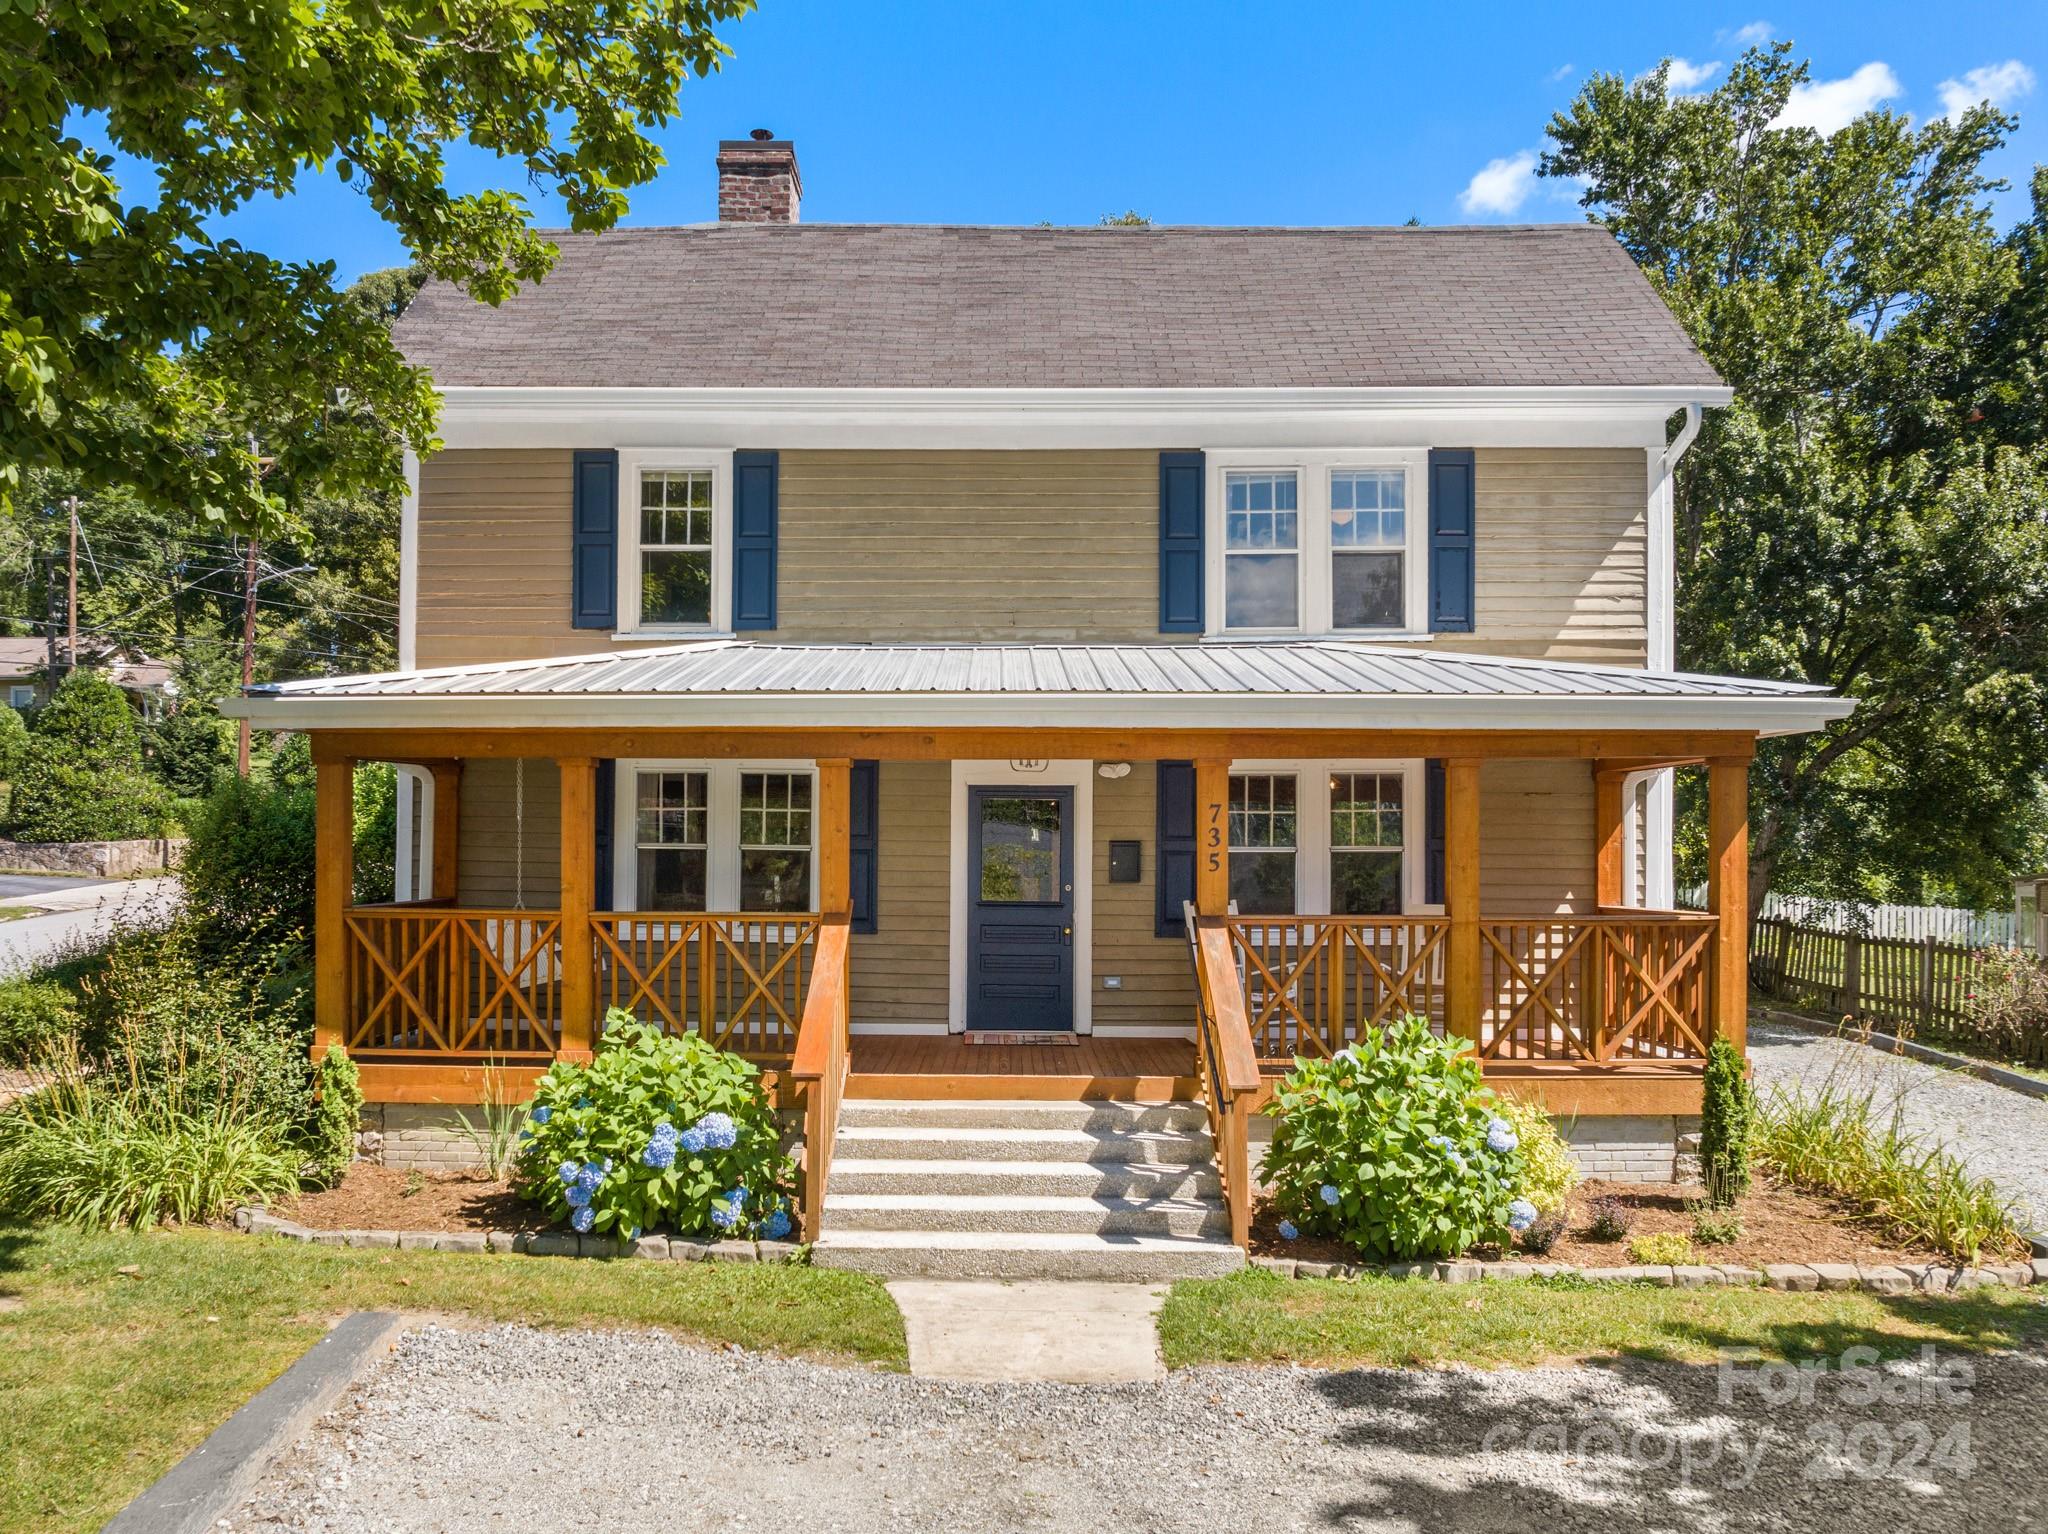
<box><xmin>593</xmin><ymin>760</ymin><xmax>617</xmax><ymax>908</ymax></box>
<box><xmin>571</xmin><ymin>450</ymin><xmax>618</xmax><ymax>629</ymax></box>
<box><xmin>732</xmin><ymin>449</ymin><xmax>778</xmax><ymax>631</ymax></box>
<box><xmin>1428</xmin><ymin>448</ymin><xmax>1476</xmax><ymax>633</ymax></box>
<box><xmin>1155</xmin><ymin>760</ymin><xmax>1197</xmax><ymax>936</ymax></box>
<box><xmin>1424</xmin><ymin>758</ymin><xmax>1446</xmax><ymax>906</ymax></box>
<box><xmin>1158</xmin><ymin>451</ymin><xmax>1205</xmax><ymax>634</ymax></box>
<box><xmin>850</xmin><ymin>760</ymin><xmax>879</xmax><ymax>934</ymax></box>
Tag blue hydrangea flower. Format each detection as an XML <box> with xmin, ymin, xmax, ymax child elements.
<box><xmin>629</xmin><ymin>1225</ymin><xmax>641</xmax><ymax>1240</ymax></box>
<box><xmin>1507</xmin><ymin>1198</ymin><xmax>1538</xmax><ymax>1233</ymax></box>
<box><xmin>761</xmin><ymin>1209</ymin><xmax>792</xmax><ymax>1240</ymax></box>
<box><xmin>576</xmin><ymin>1162</ymin><xmax>604</xmax><ymax>1193</ymax></box>
<box><xmin>1486</xmin><ymin>1118</ymin><xmax>1520</xmax><ymax>1155</ymax></box>
<box><xmin>518</xmin><ymin>1128</ymin><xmax>532</xmax><ymax>1141</ymax></box>
<box><xmin>575</xmin><ymin>1097</ymin><xmax>590</xmax><ymax>1110</ymax></box>
<box><xmin>677</xmin><ymin>1126</ymin><xmax>706</xmax><ymax>1154</ymax></box>
<box><xmin>1318</xmin><ymin>1183</ymin><xmax>1340</xmax><ymax>1206</ymax></box>
<box><xmin>571</xmin><ymin>1205</ymin><xmax>595</xmax><ymax>1234</ymax></box>
<box><xmin>1277</xmin><ymin>1219</ymin><xmax>1299</xmax><ymax>1241</ymax></box>
<box><xmin>1333</xmin><ymin>1047</ymin><xmax>1359</xmax><ymax>1066</ymax></box>
<box><xmin>531</xmin><ymin>1105</ymin><xmax>552</xmax><ymax>1125</ymax></box>
<box><xmin>696</xmin><ymin>1113</ymin><xmax>738</xmax><ymax>1151</ymax></box>
<box><xmin>709</xmin><ymin>1199</ymin><xmax>739</xmax><ymax>1230</ymax></box>
<box><xmin>565</xmin><ymin>1182</ymin><xmax>591</xmax><ymax>1209</ymax></box>
<box><xmin>641</xmin><ymin>1137</ymin><xmax>677</xmax><ymax>1171</ymax></box>
<box><xmin>557</xmin><ymin>1161</ymin><xmax>580</xmax><ymax>1186</ymax></box>
<box><xmin>651</xmin><ymin>1121</ymin><xmax>678</xmax><ymax>1144</ymax></box>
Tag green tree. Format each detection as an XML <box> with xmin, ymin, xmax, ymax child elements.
<box><xmin>1544</xmin><ymin>44</ymin><xmax>2048</xmax><ymax>909</ymax></box>
<box><xmin>3</xmin><ymin>1</ymin><xmax>752</xmax><ymax>532</ymax></box>
<box><xmin>33</xmin><ymin>669</ymin><xmax>140</xmax><ymax>771</ymax></box>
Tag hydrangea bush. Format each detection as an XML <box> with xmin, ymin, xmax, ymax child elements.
<box><xmin>1491</xmin><ymin>1095</ymin><xmax>1579</xmax><ymax>1215</ymax></box>
<box><xmin>515</xmin><ymin>1013</ymin><xmax>795</xmax><ymax>1241</ymax></box>
<box><xmin>1263</xmin><ymin>1014</ymin><xmax>1528</xmax><ymax>1260</ymax></box>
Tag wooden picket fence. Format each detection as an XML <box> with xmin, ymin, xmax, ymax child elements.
<box><xmin>1749</xmin><ymin>916</ymin><xmax>2048</xmax><ymax>1066</ymax></box>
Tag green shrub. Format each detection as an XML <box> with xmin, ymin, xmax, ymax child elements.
<box><xmin>1755</xmin><ymin>1077</ymin><xmax>2022</xmax><ymax>1263</ymax></box>
<box><xmin>1585</xmin><ymin>1194</ymin><xmax>1636</xmax><ymax>1241</ymax></box>
<box><xmin>305</xmin><ymin>1046</ymin><xmax>363</xmax><ymax>1188</ymax></box>
<box><xmin>1952</xmin><ymin>946</ymin><xmax>2048</xmax><ymax>1063</ymax></box>
<box><xmin>1691</xmin><ymin>1207</ymin><xmax>1743</xmax><ymax>1245</ymax></box>
<box><xmin>1699</xmin><ymin>1036</ymin><xmax>1753</xmax><ymax>1207</ymax></box>
<box><xmin>4</xmin><ymin>749</ymin><xmax>174</xmax><ymax>842</ymax></box>
<box><xmin>1263</xmin><ymin>1016</ymin><xmax>1527</xmax><ymax>1260</ymax></box>
<box><xmin>0</xmin><ymin>702</ymin><xmax>28</xmax><ymax>780</ymax></box>
<box><xmin>0</xmin><ymin>977</ymin><xmax>79</xmax><ymax>1066</ymax></box>
<box><xmin>1494</xmin><ymin>1096</ymin><xmax>1579</xmax><ymax>1214</ymax></box>
<box><xmin>516</xmin><ymin>1014</ymin><xmax>795</xmax><ymax>1241</ymax></box>
<box><xmin>0</xmin><ymin>1055</ymin><xmax>300</xmax><ymax>1229</ymax></box>
<box><xmin>1520</xmin><ymin>1207</ymin><xmax>1568</xmax><ymax>1255</ymax></box>
<box><xmin>180</xmin><ymin>771</ymin><xmax>316</xmax><ymax>949</ymax></box>
<box><xmin>1629</xmin><ymin>1231</ymin><xmax>1695</xmax><ymax>1265</ymax></box>
<box><xmin>147</xmin><ymin>706</ymin><xmax>235</xmax><ymax>797</ymax></box>
<box><xmin>34</xmin><ymin>669</ymin><xmax>141</xmax><ymax>770</ymax></box>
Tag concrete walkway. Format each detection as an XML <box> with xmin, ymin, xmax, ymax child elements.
<box><xmin>0</xmin><ymin>875</ymin><xmax>179</xmax><ymax>975</ymax></box>
<box><xmin>1748</xmin><ymin>1017</ymin><xmax>2048</xmax><ymax>1233</ymax></box>
<box><xmin>886</xmin><ymin>1280</ymin><xmax>1169</xmax><ymax>1383</ymax></box>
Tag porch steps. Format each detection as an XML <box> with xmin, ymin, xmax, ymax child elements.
<box><xmin>811</xmin><ymin>1099</ymin><xmax>1245</xmax><ymax>1281</ymax></box>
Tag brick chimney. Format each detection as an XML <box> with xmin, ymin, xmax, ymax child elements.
<box><xmin>717</xmin><ymin>130</ymin><xmax>801</xmax><ymax>223</ymax></box>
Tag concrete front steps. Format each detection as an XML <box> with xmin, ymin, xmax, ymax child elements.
<box><xmin>811</xmin><ymin>1100</ymin><xmax>1246</xmax><ymax>1281</ymax></box>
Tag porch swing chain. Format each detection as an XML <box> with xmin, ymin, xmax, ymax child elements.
<box><xmin>513</xmin><ymin>757</ymin><xmax>526</xmax><ymax>910</ymax></box>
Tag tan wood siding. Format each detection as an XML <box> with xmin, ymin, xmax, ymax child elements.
<box><xmin>1093</xmin><ymin>766</ymin><xmax>1198</xmax><ymax>1030</ymax></box>
<box><xmin>1429</xmin><ymin>447</ymin><xmax>1648</xmax><ymax>665</ymax></box>
<box><xmin>455</xmin><ymin>757</ymin><xmax>561</xmax><ymax>907</ymax></box>
<box><xmin>776</xmin><ymin>450</ymin><xmax>1165</xmax><ymax>642</ymax></box>
<box><xmin>849</xmin><ymin>761</ymin><xmax>950</xmax><ymax>1027</ymax></box>
<box><xmin>1480</xmin><ymin>758</ymin><xmax>1596</xmax><ymax>914</ymax></box>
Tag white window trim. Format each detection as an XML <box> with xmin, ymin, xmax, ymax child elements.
<box><xmin>947</xmin><ymin>760</ymin><xmax>1094</xmax><ymax>1036</ymax></box>
<box><xmin>610</xmin><ymin>759</ymin><xmax>817</xmax><ymax>912</ymax></box>
<box><xmin>1230</xmin><ymin>758</ymin><xmax>1431</xmax><ymax>915</ymax></box>
<box><xmin>1205</xmin><ymin>448</ymin><xmax>1430</xmax><ymax>639</ymax></box>
<box><xmin>614</xmin><ymin>451</ymin><xmax>732</xmax><ymax>638</ymax></box>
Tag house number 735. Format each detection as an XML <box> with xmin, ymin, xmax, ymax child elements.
<box><xmin>1206</xmin><ymin>801</ymin><xmax>1223</xmax><ymax>872</ymax></box>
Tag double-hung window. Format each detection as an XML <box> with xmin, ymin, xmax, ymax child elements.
<box><xmin>635</xmin><ymin>771</ymin><xmax>709</xmax><ymax>910</ymax></box>
<box><xmin>1229</xmin><ymin>772</ymin><xmax>1298</xmax><ymax>914</ymax></box>
<box><xmin>1222</xmin><ymin>471</ymin><xmax>1300</xmax><ymax>630</ymax></box>
<box><xmin>620</xmin><ymin>762</ymin><xmax>816</xmax><ymax>912</ymax></box>
<box><xmin>738</xmin><ymin>771</ymin><xmax>813</xmax><ymax>913</ymax></box>
<box><xmin>638</xmin><ymin>469</ymin><xmax>715</xmax><ymax>627</ymax></box>
<box><xmin>1227</xmin><ymin>761</ymin><xmax>1424</xmax><ymax>916</ymax></box>
<box><xmin>1329</xmin><ymin>470</ymin><xmax>1406</xmax><ymax>630</ymax></box>
<box><xmin>1329</xmin><ymin>771</ymin><xmax>1404</xmax><ymax>915</ymax></box>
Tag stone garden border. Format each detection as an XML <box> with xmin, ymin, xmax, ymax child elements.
<box><xmin>1247</xmin><ymin>1252</ymin><xmax>2048</xmax><ymax>1293</ymax></box>
<box><xmin>233</xmin><ymin>1207</ymin><xmax>803</xmax><ymax>1265</ymax></box>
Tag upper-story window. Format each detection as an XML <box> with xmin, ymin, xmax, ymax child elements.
<box><xmin>1209</xmin><ymin>451</ymin><xmax>1428</xmax><ymax>637</ymax></box>
<box><xmin>618</xmin><ymin>456</ymin><xmax>730</xmax><ymax>635</ymax></box>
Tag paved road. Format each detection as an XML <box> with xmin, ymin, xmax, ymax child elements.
<box><xmin>0</xmin><ymin>876</ymin><xmax>180</xmax><ymax>976</ymax></box>
<box><xmin>1748</xmin><ymin>1018</ymin><xmax>2048</xmax><ymax>1234</ymax></box>
<box><xmin>0</xmin><ymin>872</ymin><xmax>98</xmax><ymax>899</ymax></box>
<box><xmin>231</xmin><ymin>1321</ymin><xmax>2048</xmax><ymax>1533</ymax></box>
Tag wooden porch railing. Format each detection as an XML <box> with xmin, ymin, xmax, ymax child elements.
<box><xmin>1184</xmin><ymin>904</ymin><xmax>1263</xmax><ymax>1249</ymax></box>
<box><xmin>592</xmin><ymin>913</ymin><xmax>820</xmax><ymax>1056</ymax></box>
<box><xmin>790</xmin><ymin>916</ymin><xmax>853</xmax><ymax>1242</ymax></box>
<box><xmin>1216</xmin><ymin>911</ymin><xmax>1718</xmax><ymax>1065</ymax></box>
<box><xmin>342</xmin><ymin>904</ymin><xmax>563</xmax><ymax>1058</ymax></box>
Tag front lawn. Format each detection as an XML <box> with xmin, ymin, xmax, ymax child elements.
<box><xmin>0</xmin><ymin>1224</ymin><xmax>907</xmax><ymax>1534</ymax></box>
<box><xmin>1159</xmin><ymin>1267</ymin><xmax>2048</xmax><ymax>1370</ymax></box>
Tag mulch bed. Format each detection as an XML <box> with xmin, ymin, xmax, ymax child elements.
<box><xmin>280</xmin><ymin>1165</ymin><xmax>554</xmax><ymax>1235</ymax></box>
<box><xmin>1249</xmin><ymin>1176</ymin><xmax>1946</xmax><ymax>1269</ymax></box>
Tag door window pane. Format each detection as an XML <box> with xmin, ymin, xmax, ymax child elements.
<box><xmin>978</xmin><ymin>796</ymin><xmax>1063</xmax><ymax>903</ymax></box>
<box><xmin>1330</xmin><ymin>772</ymin><xmax>1403</xmax><ymax>915</ymax></box>
<box><xmin>1331</xmin><ymin>469</ymin><xmax>1406</xmax><ymax>630</ymax></box>
<box><xmin>1229</xmin><ymin>774</ymin><xmax>1297</xmax><ymax>914</ymax></box>
<box><xmin>1224</xmin><ymin>471</ymin><xmax>1300</xmax><ymax>628</ymax></box>
<box><xmin>740</xmin><ymin>772</ymin><xmax>813</xmax><ymax>912</ymax></box>
<box><xmin>639</xmin><ymin>469</ymin><xmax>714</xmax><ymax>626</ymax></box>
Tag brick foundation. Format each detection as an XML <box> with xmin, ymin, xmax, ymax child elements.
<box><xmin>356</xmin><ymin>1104</ymin><xmax>808</xmax><ymax>1173</ymax></box>
<box><xmin>1249</xmin><ymin>1111</ymin><xmax>1697</xmax><ymax>1187</ymax></box>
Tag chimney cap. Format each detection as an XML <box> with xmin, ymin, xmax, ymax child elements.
<box><xmin>749</xmin><ymin>127</ymin><xmax>774</xmax><ymax>141</ymax></box>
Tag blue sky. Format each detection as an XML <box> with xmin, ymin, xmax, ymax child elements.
<box><xmin>159</xmin><ymin>2</ymin><xmax>2048</xmax><ymax>285</ymax></box>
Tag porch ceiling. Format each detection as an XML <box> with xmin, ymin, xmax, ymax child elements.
<box><xmin>224</xmin><ymin>639</ymin><xmax>1852</xmax><ymax>736</ymax></box>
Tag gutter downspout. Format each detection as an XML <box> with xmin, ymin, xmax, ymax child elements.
<box><xmin>1660</xmin><ymin>401</ymin><xmax>1704</xmax><ymax>478</ymax></box>
<box><xmin>1644</xmin><ymin>400</ymin><xmax>1707</xmax><ymax>908</ymax></box>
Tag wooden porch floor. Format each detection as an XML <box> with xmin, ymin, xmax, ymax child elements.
<box><xmin>847</xmin><ymin>1034</ymin><xmax>1200</xmax><ymax>1102</ymax></box>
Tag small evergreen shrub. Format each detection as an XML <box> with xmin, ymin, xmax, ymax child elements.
<box><xmin>305</xmin><ymin>1046</ymin><xmax>363</xmax><ymax>1187</ymax></box>
<box><xmin>516</xmin><ymin>1014</ymin><xmax>795</xmax><ymax>1241</ymax></box>
<box><xmin>0</xmin><ymin>702</ymin><xmax>28</xmax><ymax>780</ymax></box>
<box><xmin>0</xmin><ymin>977</ymin><xmax>79</xmax><ymax>1066</ymax></box>
<box><xmin>147</xmin><ymin>706</ymin><xmax>236</xmax><ymax>796</ymax></box>
<box><xmin>34</xmin><ymin>669</ymin><xmax>141</xmax><ymax>770</ymax></box>
<box><xmin>1628</xmin><ymin>1231</ymin><xmax>1695</xmax><ymax>1265</ymax></box>
<box><xmin>1520</xmin><ymin>1207</ymin><xmax>1569</xmax><ymax>1256</ymax></box>
<box><xmin>1263</xmin><ymin>1015</ymin><xmax>1531</xmax><ymax>1261</ymax></box>
<box><xmin>1699</xmin><ymin>1036</ymin><xmax>1753</xmax><ymax>1207</ymax></box>
<box><xmin>1585</xmin><ymin>1194</ymin><xmax>1637</xmax><ymax>1242</ymax></box>
<box><xmin>1493</xmin><ymin>1096</ymin><xmax>1579</xmax><ymax>1214</ymax></box>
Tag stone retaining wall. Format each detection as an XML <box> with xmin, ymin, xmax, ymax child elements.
<box><xmin>0</xmin><ymin>836</ymin><xmax>184</xmax><ymax>878</ymax></box>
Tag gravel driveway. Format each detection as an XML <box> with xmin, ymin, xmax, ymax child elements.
<box><xmin>1748</xmin><ymin>1018</ymin><xmax>2048</xmax><ymax>1232</ymax></box>
<box><xmin>231</xmin><ymin>1322</ymin><xmax>2048</xmax><ymax>1533</ymax></box>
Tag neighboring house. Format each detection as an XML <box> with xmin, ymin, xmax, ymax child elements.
<box><xmin>225</xmin><ymin>135</ymin><xmax>1851</xmax><ymax>1275</ymax></box>
<box><xmin>2018</xmin><ymin>874</ymin><xmax>2046</xmax><ymax>954</ymax></box>
<box><xmin>0</xmin><ymin>637</ymin><xmax>173</xmax><ymax>716</ymax></box>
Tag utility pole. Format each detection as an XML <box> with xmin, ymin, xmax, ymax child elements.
<box><xmin>65</xmin><ymin>495</ymin><xmax>79</xmax><ymax>674</ymax></box>
<box><xmin>236</xmin><ymin>534</ymin><xmax>260</xmax><ymax>777</ymax></box>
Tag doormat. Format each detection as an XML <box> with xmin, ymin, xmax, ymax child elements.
<box><xmin>963</xmin><ymin>1032</ymin><xmax>1080</xmax><ymax>1047</ymax></box>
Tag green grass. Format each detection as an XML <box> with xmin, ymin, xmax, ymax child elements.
<box><xmin>0</xmin><ymin>1223</ymin><xmax>907</xmax><ymax>1534</ymax></box>
<box><xmin>1158</xmin><ymin>1268</ymin><xmax>2048</xmax><ymax>1370</ymax></box>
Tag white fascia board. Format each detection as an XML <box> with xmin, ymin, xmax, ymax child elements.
<box><xmin>432</xmin><ymin>385</ymin><xmax>1733</xmax><ymax>453</ymax></box>
<box><xmin>222</xmin><ymin>688</ymin><xmax>1852</xmax><ymax>737</ymax></box>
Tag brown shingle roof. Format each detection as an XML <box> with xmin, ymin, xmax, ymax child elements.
<box><xmin>393</xmin><ymin>223</ymin><xmax>1721</xmax><ymax>391</ymax></box>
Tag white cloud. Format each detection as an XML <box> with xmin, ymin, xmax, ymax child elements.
<box><xmin>1937</xmin><ymin>59</ymin><xmax>2036</xmax><ymax>122</ymax></box>
<box><xmin>1663</xmin><ymin>57</ymin><xmax>1723</xmax><ymax>93</ymax></box>
<box><xmin>1548</xmin><ymin>63</ymin><xmax>1576</xmax><ymax>84</ymax></box>
<box><xmin>1720</xmin><ymin>21</ymin><xmax>1773</xmax><ymax>48</ymax></box>
<box><xmin>1458</xmin><ymin>151</ymin><xmax>1539</xmax><ymax>217</ymax></box>
<box><xmin>1774</xmin><ymin>61</ymin><xmax>1901</xmax><ymax>133</ymax></box>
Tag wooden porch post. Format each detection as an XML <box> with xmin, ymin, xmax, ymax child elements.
<box><xmin>817</xmin><ymin>758</ymin><xmax>852</xmax><ymax>918</ymax></box>
<box><xmin>1445</xmin><ymin>758</ymin><xmax>1482</xmax><ymax>1045</ymax></box>
<box><xmin>558</xmin><ymin>757</ymin><xmax>596</xmax><ymax>1062</ymax></box>
<box><xmin>430</xmin><ymin>761</ymin><xmax>462</xmax><ymax>900</ymax></box>
<box><xmin>313</xmin><ymin>755</ymin><xmax>355</xmax><ymax>1062</ymax></box>
<box><xmin>1194</xmin><ymin>757</ymin><xmax>1230</xmax><ymax>914</ymax></box>
<box><xmin>1707</xmin><ymin>754</ymin><xmax>1751</xmax><ymax>1054</ymax></box>
<box><xmin>1593</xmin><ymin>764</ymin><xmax>1627</xmax><ymax>909</ymax></box>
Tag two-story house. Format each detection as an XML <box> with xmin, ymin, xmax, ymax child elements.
<box><xmin>227</xmin><ymin>135</ymin><xmax>1850</xmax><ymax>1277</ymax></box>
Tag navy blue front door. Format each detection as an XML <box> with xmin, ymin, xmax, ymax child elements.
<box><xmin>967</xmin><ymin>787</ymin><xmax>1075</xmax><ymax>1031</ymax></box>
